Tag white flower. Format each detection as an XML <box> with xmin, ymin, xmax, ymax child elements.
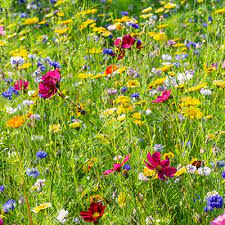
<box><xmin>146</xmin><ymin>216</ymin><xmax>154</xmax><ymax>224</ymax></box>
<box><xmin>145</xmin><ymin>109</ymin><xmax>152</xmax><ymax>115</ymax></box>
<box><xmin>164</xmin><ymin>76</ymin><xmax>178</xmax><ymax>87</ymax></box>
<box><xmin>177</xmin><ymin>72</ymin><xmax>193</xmax><ymax>84</ymax></box>
<box><xmin>200</xmin><ymin>88</ymin><xmax>212</xmax><ymax>96</ymax></box>
<box><xmin>23</xmin><ymin>100</ymin><xmax>35</xmax><ymax>106</ymax></box>
<box><xmin>162</xmin><ymin>54</ymin><xmax>172</xmax><ymax>61</ymax></box>
<box><xmin>186</xmin><ymin>164</ymin><xmax>197</xmax><ymax>174</ymax></box>
<box><xmin>107</xmin><ymin>24</ymin><xmax>117</xmax><ymax>31</ymax></box>
<box><xmin>32</xmin><ymin>179</ymin><xmax>46</xmax><ymax>192</ymax></box>
<box><xmin>28</xmin><ymin>90</ymin><xmax>35</xmax><ymax>96</ymax></box>
<box><xmin>31</xmin><ymin>135</ymin><xmax>44</xmax><ymax>141</ymax></box>
<box><xmin>6</xmin><ymin>106</ymin><xmax>17</xmax><ymax>114</ymax></box>
<box><xmin>198</xmin><ymin>167</ymin><xmax>211</xmax><ymax>176</ymax></box>
<box><xmin>30</xmin><ymin>114</ymin><xmax>40</xmax><ymax>121</ymax></box>
<box><xmin>138</xmin><ymin>172</ymin><xmax>149</xmax><ymax>182</ymax></box>
<box><xmin>114</xmin><ymin>155</ymin><xmax>122</xmax><ymax>161</ymax></box>
<box><xmin>56</xmin><ymin>209</ymin><xmax>69</xmax><ymax>224</ymax></box>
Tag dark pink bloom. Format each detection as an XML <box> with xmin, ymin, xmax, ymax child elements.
<box><xmin>0</xmin><ymin>218</ymin><xmax>3</xmax><ymax>225</ymax></box>
<box><xmin>0</xmin><ymin>26</ymin><xmax>5</xmax><ymax>36</ymax></box>
<box><xmin>152</xmin><ymin>90</ymin><xmax>171</xmax><ymax>103</ymax></box>
<box><xmin>114</xmin><ymin>35</ymin><xmax>136</xmax><ymax>49</ymax></box>
<box><xmin>211</xmin><ymin>213</ymin><xmax>225</xmax><ymax>225</ymax></box>
<box><xmin>144</xmin><ymin>151</ymin><xmax>177</xmax><ymax>180</ymax></box>
<box><xmin>103</xmin><ymin>155</ymin><xmax>130</xmax><ymax>175</ymax></box>
<box><xmin>38</xmin><ymin>69</ymin><xmax>60</xmax><ymax>99</ymax></box>
<box><xmin>14</xmin><ymin>80</ymin><xmax>29</xmax><ymax>91</ymax></box>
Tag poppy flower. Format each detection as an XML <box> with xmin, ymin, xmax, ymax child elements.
<box><xmin>14</xmin><ymin>80</ymin><xmax>29</xmax><ymax>91</ymax></box>
<box><xmin>144</xmin><ymin>151</ymin><xmax>177</xmax><ymax>180</ymax></box>
<box><xmin>103</xmin><ymin>154</ymin><xmax>130</xmax><ymax>175</ymax></box>
<box><xmin>80</xmin><ymin>202</ymin><xmax>105</xmax><ymax>224</ymax></box>
<box><xmin>152</xmin><ymin>90</ymin><xmax>171</xmax><ymax>103</ymax></box>
<box><xmin>105</xmin><ymin>65</ymin><xmax>117</xmax><ymax>75</ymax></box>
<box><xmin>38</xmin><ymin>69</ymin><xmax>60</xmax><ymax>99</ymax></box>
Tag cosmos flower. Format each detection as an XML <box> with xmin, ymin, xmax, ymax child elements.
<box><xmin>114</xmin><ymin>34</ymin><xmax>136</xmax><ymax>49</ymax></box>
<box><xmin>152</xmin><ymin>90</ymin><xmax>171</xmax><ymax>103</ymax></box>
<box><xmin>211</xmin><ymin>213</ymin><xmax>225</xmax><ymax>225</ymax></box>
<box><xmin>80</xmin><ymin>202</ymin><xmax>105</xmax><ymax>223</ymax></box>
<box><xmin>103</xmin><ymin>155</ymin><xmax>130</xmax><ymax>175</ymax></box>
<box><xmin>144</xmin><ymin>151</ymin><xmax>177</xmax><ymax>180</ymax></box>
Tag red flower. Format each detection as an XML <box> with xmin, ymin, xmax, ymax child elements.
<box><xmin>103</xmin><ymin>155</ymin><xmax>130</xmax><ymax>175</ymax></box>
<box><xmin>80</xmin><ymin>202</ymin><xmax>105</xmax><ymax>224</ymax></box>
<box><xmin>114</xmin><ymin>34</ymin><xmax>135</xmax><ymax>49</ymax></box>
<box><xmin>152</xmin><ymin>90</ymin><xmax>171</xmax><ymax>103</ymax></box>
<box><xmin>144</xmin><ymin>151</ymin><xmax>177</xmax><ymax>180</ymax></box>
<box><xmin>14</xmin><ymin>80</ymin><xmax>29</xmax><ymax>91</ymax></box>
<box><xmin>105</xmin><ymin>65</ymin><xmax>117</xmax><ymax>75</ymax></box>
<box><xmin>38</xmin><ymin>69</ymin><xmax>60</xmax><ymax>99</ymax></box>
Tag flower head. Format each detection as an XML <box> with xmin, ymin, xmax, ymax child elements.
<box><xmin>80</xmin><ymin>202</ymin><xmax>105</xmax><ymax>223</ymax></box>
<box><xmin>14</xmin><ymin>80</ymin><xmax>29</xmax><ymax>91</ymax></box>
<box><xmin>144</xmin><ymin>151</ymin><xmax>177</xmax><ymax>180</ymax></box>
<box><xmin>2</xmin><ymin>199</ymin><xmax>16</xmax><ymax>213</ymax></box>
<box><xmin>211</xmin><ymin>212</ymin><xmax>225</xmax><ymax>225</ymax></box>
<box><xmin>152</xmin><ymin>90</ymin><xmax>171</xmax><ymax>103</ymax></box>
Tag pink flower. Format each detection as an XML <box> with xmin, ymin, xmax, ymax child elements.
<box><xmin>38</xmin><ymin>69</ymin><xmax>60</xmax><ymax>99</ymax></box>
<box><xmin>0</xmin><ymin>218</ymin><xmax>3</xmax><ymax>225</ymax></box>
<box><xmin>114</xmin><ymin>35</ymin><xmax>136</xmax><ymax>49</ymax></box>
<box><xmin>152</xmin><ymin>90</ymin><xmax>171</xmax><ymax>103</ymax></box>
<box><xmin>103</xmin><ymin>155</ymin><xmax>130</xmax><ymax>175</ymax></box>
<box><xmin>0</xmin><ymin>26</ymin><xmax>5</xmax><ymax>36</ymax></box>
<box><xmin>14</xmin><ymin>80</ymin><xmax>29</xmax><ymax>91</ymax></box>
<box><xmin>144</xmin><ymin>151</ymin><xmax>177</xmax><ymax>180</ymax></box>
<box><xmin>211</xmin><ymin>213</ymin><xmax>225</xmax><ymax>225</ymax></box>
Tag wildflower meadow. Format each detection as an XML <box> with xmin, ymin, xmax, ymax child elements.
<box><xmin>0</xmin><ymin>0</ymin><xmax>225</xmax><ymax>224</ymax></box>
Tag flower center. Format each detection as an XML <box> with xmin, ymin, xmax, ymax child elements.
<box><xmin>156</xmin><ymin>165</ymin><xmax>162</xmax><ymax>171</ymax></box>
<box><xmin>92</xmin><ymin>212</ymin><xmax>100</xmax><ymax>218</ymax></box>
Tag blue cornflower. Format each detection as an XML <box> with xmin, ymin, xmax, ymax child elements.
<box><xmin>103</xmin><ymin>48</ymin><xmax>114</xmax><ymax>56</ymax></box>
<box><xmin>153</xmin><ymin>144</ymin><xmax>164</xmax><ymax>151</ymax></box>
<box><xmin>123</xmin><ymin>164</ymin><xmax>131</xmax><ymax>171</ymax></box>
<box><xmin>36</xmin><ymin>151</ymin><xmax>47</xmax><ymax>159</ymax></box>
<box><xmin>204</xmin><ymin>206</ymin><xmax>213</xmax><ymax>212</ymax></box>
<box><xmin>121</xmin><ymin>11</ymin><xmax>128</xmax><ymax>16</ymax></box>
<box><xmin>132</xmin><ymin>23</ymin><xmax>139</xmax><ymax>29</ymax></box>
<box><xmin>49</xmin><ymin>61</ymin><xmax>61</xmax><ymax>69</ymax></box>
<box><xmin>26</xmin><ymin>168</ymin><xmax>40</xmax><ymax>178</ymax></box>
<box><xmin>131</xmin><ymin>93</ymin><xmax>140</xmax><ymax>98</ymax></box>
<box><xmin>0</xmin><ymin>185</ymin><xmax>4</xmax><ymax>192</ymax></box>
<box><xmin>3</xmin><ymin>199</ymin><xmax>16</xmax><ymax>213</ymax></box>
<box><xmin>222</xmin><ymin>171</ymin><xmax>225</xmax><ymax>179</ymax></box>
<box><xmin>207</xmin><ymin>194</ymin><xmax>223</xmax><ymax>209</ymax></box>
<box><xmin>121</xmin><ymin>87</ymin><xmax>128</xmax><ymax>93</ymax></box>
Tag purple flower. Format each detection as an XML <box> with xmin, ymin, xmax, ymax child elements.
<box><xmin>3</xmin><ymin>199</ymin><xmax>16</xmax><ymax>213</ymax></box>
<box><xmin>26</xmin><ymin>168</ymin><xmax>40</xmax><ymax>178</ymax></box>
<box><xmin>36</xmin><ymin>151</ymin><xmax>47</xmax><ymax>159</ymax></box>
<box><xmin>0</xmin><ymin>185</ymin><xmax>4</xmax><ymax>192</ymax></box>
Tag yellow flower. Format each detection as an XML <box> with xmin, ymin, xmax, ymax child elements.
<box><xmin>0</xmin><ymin>40</ymin><xmax>7</xmax><ymax>47</ymax></box>
<box><xmin>18</xmin><ymin>63</ymin><xmax>32</xmax><ymax>70</ymax></box>
<box><xmin>142</xmin><ymin>7</ymin><xmax>152</xmax><ymax>13</ymax></box>
<box><xmin>114</xmin><ymin>96</ymin><xmax>131</xmax><ymax>105</ymax></box>
<box><xmin>153</xmin><ymin>33</ymin><xmax>167</xmax><ymax>41</ymax></box>
<box><xmin>57</xmin><ymin>12</ymin><xmax>64</xmax><ymax>17</ymax></box>
<box><xmin>143</xmin><ymin>167</ymin><xmax>158</xmax><ymax>179</ymax></box>
<box><xmin>6</xmin><ymin>116</ymin><xmax>24</xmax><ymax>128</ymax></box>
<box><xmin>10</xmin><ymin>48</ymin><xmax>28</xmax><ymax>58</ymax></box>
<box><xmin>181</xmin><ymin>107</ymin><xmax>204</xmax><ymax>119</ymax></box>
<box><xmin>24</xmin><ymin>17</ymin><xmax>39</xmax><ymax>25</ymax></box>
<box><xmin>132</xmin><ymin>112</ymin><xmax>141</xmax><ymax>120</ymax></box>
<box><xmin>207</xmin><ymin>66</ymin><xmax>216</xmax><ymax>73</ymax></box>
<box><xmin>78</xmin><ymin>73</ymin><xmax>93</xmax><ymax>79</ymax></box>
<box><xmin>91</xmin><ymin>74</ymin><xmax>105</xmax><ymax>79</ymax></box>
<box><xmin>49</xmin><ymin>124</ymin><xmax>61</xmax><ymax>133</ymax></box>
<box><xmin>179</xmin><ymin>97</ymin><xmax>201</xmax><ymax>108</ymax></box>
<box><xmin>214</xmin><ymin>8</ymin><xmax>225</xmax><ymax>14</ymax></box>
<box><xmin>90</xmin><ymin>195</ymin><xmax>103</xmax><ymax>203</ymax></box>
<box><xmin>174</xmin><ymin>167</ymin><xmax>186</xmax><ymax>176</ymax></box>
<box><xmin>140</xmin><ymin>13</ymin><xmax>153</xmax><ymax>19</ymax></box>
<box><xmin>155</xmin><ymin>7</ymin><xmax>165</xmax><ymax>13</ymax></box>
<box><xmin>213</xmin><ymin>80</ymin><xmax>225</xmax><ymax>88</ymax></box>
<box><xmin>164</xmin><ymin>3</ymin><xmax>176</xmax><ymax>9</ymax></box>
<box><xmin>157</xmin><ymin>24</ymin><xmax>168</xmax><ymax>29</ymax></box>
<box><xmin>38</xmin><ymin>20</ymin><xmax>47</xmax><ymax>25</ymax></box>
<box><xmin>117</xmin><ymin>104</ymin><xmax>134</xmax><ymax>114</ymax></box>
<box><xmin>31</xmin><ymin>203</ymin><xmax>52</xmax><ymax>213</ymax></box>
<box><xmin>58</xmin><ymin>19</ymin><xmax>73</xmax><ymax>25</ymax></box>
<box><xmin>117</xmin><ymin>114</ymin><xmax>126</xmax><ymax>122</ymax></box>
<box><xmin>163</xmin><ymin>152</ymin><xmax>174</xmax><ymax>159</ymax></box>
<box><xmin>86</xmin><ymin>48</ymin><xmax>102</xmax><ymax>54</ymax></box>
<box><xmin>157</xmin><ymin>65</ymin><xmax>172</xmax><ymax>72</ymax></box>
<box><xmin>117</xmin><ymin>192</ymin><xmax>126</xmax><ymax>208</ymax></box>
<box><xmin>54</xmin><ymin>27</ymin><xmax>69</xmax><ymax>34</ymax></box>
<box><xmin>127</xmin><ymin>80</ymin><xmax>140</xmax><ymax>88</ymax></box>
<box><xmin>69</xmin><ymin>121</ymin><xmax>82</xmax><ymax>129</ymax></box>
<box><xmin>133</xmin><ymin>120</ymin><xmax>144</xmax><ymax>126</ymax></box>
<box><xmin>149</xmin><ymin>79</ymin><xmax>166</xmax><ymax>90</ymax></box>
<box><xmin>186</xmin><ymin>83</ymin><xmax>207</xmax><ymax>92</ymax></box>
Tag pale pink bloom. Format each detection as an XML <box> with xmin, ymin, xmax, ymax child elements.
<box><xmin>211</xmin><ymin>212</ymin><xmax>225</xmax><ymax>225</ymax></box>
<box><xmin>0</xmin><ymin>26</ymin><xmax>5</xmax><ymax>36</ymax></box>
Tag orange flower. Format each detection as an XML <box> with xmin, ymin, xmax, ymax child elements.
<box><xmin>6</xmin><ymin>116</ymin><xmax>24</xmax><ymax>128</ymax></box>
<box><xmin>105</xmin><ymin>65</ymin><xmax>117</xmax><ymax>75</ymax></box>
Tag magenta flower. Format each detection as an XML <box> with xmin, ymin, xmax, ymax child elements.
<box><xmin>114</xmin><ymin>35</ymin><xmax>136</xmax><ymax>49</ymax></box>
<box><xmin>103</xmin><ymin>155</ymin><xmax>130</xmax><ymax>175</ymax></box>
<box><xmin>38</xmin><ymin>69</ymin><xmax>60</xmax><ymax>99</ymax></box>
<box><xmin>144</xmin><ymin>151</ymin><xmax>177</xmax><ymax>180</ymax></box>
<box><xmin>211</xmin><ymin>213</ymin><xmax>225</xmax><ymax>225</ymax></box>
<box><xmin>14</xmin><ymin>80</ymin><xmax>29</xmax><ymax>91</ymax></box>
<box><xmin>152</xmin><ymin>90</ymin><xmax>171</xmax><ymax>103</ymax></box>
